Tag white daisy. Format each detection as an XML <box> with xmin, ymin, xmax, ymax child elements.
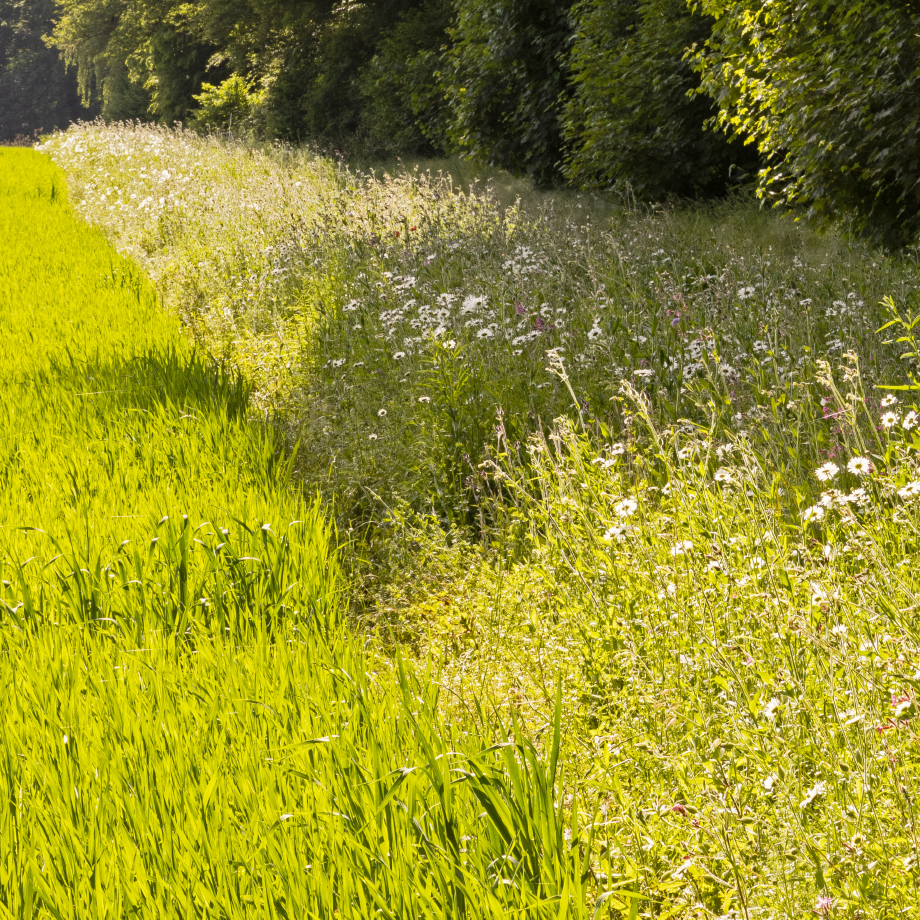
<box><xmin>615</xmin><ymin>498</ymin><xmax>638</xmax><ymax>518</ymax></box>
<box><xmin>881</xmin><ymin>411</ymin><xmax>899</xmax><ymax>429</ymax></box>
<box><xmin>377</xmin><ymin>409</ymin><xmax>387</xmax><ymax>417</ymax></box>
<box><xmin>815</xmin><ymin>462</ymin><xmax>839</xmax><ymax>482</ymax></box>
<box><xmin>898</xmin><ymin>480</ymin><xmax>920</xmax><ymax>499</ymax></box>
<box><xmin>881</xmin><ymin>395</ymin><xmax>899</xmax><ymax>407</ymax></box>
<box><xmin>847</xmin><ymin>456</ymin><xmax>873</xmax><ymax>476</ymax></box>
<box><xmin>904</xmin><ymin>410</ymin><xmax>919</xmax><ymax>430</ymax></box>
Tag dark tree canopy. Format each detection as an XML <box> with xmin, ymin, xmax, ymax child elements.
<box><xmin>0</xmin><ymin>0</ymin><xmax>90</xmax><ymax>141</ymax></box>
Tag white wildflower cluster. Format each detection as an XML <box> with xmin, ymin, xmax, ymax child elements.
<box><xmin>502</xmin><ymin>245</ymin><xmax>543</xmax><ymax>277</ymax></box>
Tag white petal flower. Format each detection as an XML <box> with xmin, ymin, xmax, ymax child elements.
<box><xmin>815</xmin><ymin>462</ymin><xmax>839</xmax><ymax>482</ymax></box>
<box><xmin>846</xmin><ymin>456</ymin><xmax>873</xmax><ymax>476</ymax></box>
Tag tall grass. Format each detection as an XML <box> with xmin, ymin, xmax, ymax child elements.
<box><xmin>35</xmin><ymin>123</ymin><xmax>920</xmax><ymax>916</ymax></box>
<box><xmin>0</xmin><ymin>149</ymin><xmax>600</xmax><ymax>919</ymax></box>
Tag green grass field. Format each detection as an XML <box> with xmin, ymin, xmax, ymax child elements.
<box><xmin>0</xmin><ymin>149</ymin><xmax>597</xmax><ymax>919</ymax></box>
<box><xmin>9</xmin><ymin>123</ymin><xmax>920</xmax><ymax>917</ymax></box>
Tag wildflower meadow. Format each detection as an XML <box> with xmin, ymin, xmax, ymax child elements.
<box><xmin>3</xmin><ymin>122</ymin><xmax>920</xmax><ymax>916</ymax></box>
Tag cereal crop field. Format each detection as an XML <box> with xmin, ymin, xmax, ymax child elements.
<box><xmin>4</xmin><ymin>126</ymin><xmax>920</xmax><ymax>917</ymax></box>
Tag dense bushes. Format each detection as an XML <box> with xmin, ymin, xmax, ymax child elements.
<box><xmin>445</xmin><ymin>0</ymin><xmax>575</xmax><ymax>186</ymax></box>
<box><xmin>0</xmin><ymin>0</ymin><xmax>90</xmax><ymax>140</ymax></box>
<box><xmin>696</xmin><ymin>0</ymin><xmax>920</xmax><ymax>246</ymax></box>
<box><xmin>563</xmin><ymin>0</ymin><xmax>754</xmax><ymax>198</ymax></box>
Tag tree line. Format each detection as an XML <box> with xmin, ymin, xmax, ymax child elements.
<box><xmin>2</xmin><ymin>0</ymin><xmax>919</xmax><ymax>245</ymax></box>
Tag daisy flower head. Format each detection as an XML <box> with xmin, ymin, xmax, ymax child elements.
<box><xmin>881</xmin><ymin>394</ymin><xmax>899</xmax><ymax>408</ymax></box>
<box><xmin>418</xmin><ymin>396</ymin><xmax>431</xmax><ymax>403</ymax></box>
<box><xmin>898</xmin><ymin>480</ymin><xmax>920</xmax><ymax>499</ymax></box>
<box><xmin>443</xmin><ymin>339</ymin><xmax>457</xmax><ymax>350</ymax></box>
<box><xmin>819</xmin><ymin>490</ymin><xmax>841</xmax><ymax>508</ymax></box>
<box><xmin>393</xmin><ymin>351</ymin><xmax>406</xmax><ymax>359</ymax></box>
<box><xmin>802</xmin><ymin>505</ymin><xmax>825</xmax><ymax>523</ymax></box>
<box><xmin>714</xmin><ymin>468</ymin><xmax>734</xmax><ymax>484</ymax></box>
<box><xmin>615</xmin><ymin>497</ymin><xmax>638</xmax><ymax>518</ymax></box>
<box><xmin>881</xmin><ymin>411</ymin><xmax>899</xmax><ymax>429</ymax></box>
<box><xmin>461</xmin><ymin>294</ymin><xmax>485</xmax><ymax>315</ymax></box>
<box><xmin>815</xmin><ymin>462</ymin><xmax>839</xmax><ymax>482</ymax></box>
<box><xmin>676</xmin><ymin>445</ymin><xmax>696</xmax><ymax>461</ymax></box>
<box><xmin>671</xmin><ymin>540</ymin><xmax>694</xmax><ymax>557</ymax></box>
<box><xmin>847</xmin><ymin>456</ymin><xmax>873</xmax><ymax>476</ymax></box>
<box><xmin>904</xmin><ymin>410</ymin><xmax>919</xmax><ymax>430</ymax></box>
<box><xmin>368</xmin><ymin>433</ymin><xmax>378</xmax><ymax>441</ymax></box>
<box><xmin>603</xmin><ymin>523</ymin><xmax>630</xmax><ymax>544</ymax></box>
<box><xmin>634</xmin><ymin>368</ymin><xmax>655</xmax><ymax>379</ymax></box>
<box><xmin>609</xmin><ymin>443</ymin><xmax>626</xmax><ymax>456</ymax></box>
<box><xmin>476</xmin><ymin>327</ymin><xmax>494</xmax><ymax>339</ymax></box>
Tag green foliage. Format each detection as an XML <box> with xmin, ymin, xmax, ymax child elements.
<box><xmin>0</xmin><ymin>0</ymin><xmax>89</xmax><ymax>141</ymax></box>
<box><xmin>51</xmin><ymin>0</ymin><xmax>224</xmax><ymax>123</ymax></box>
<box><xmin>563</xmin><ymin>0</ymin><xmax>755</xmax><ymax>198</ymax></box>
<box><xmin>189</xmin><ymin>74</ymin><xmax>265</xmax><ymax>132</ymax></box>
<box><xmin>0</xmin><ymin>146</ymin><xmax>606</xmax><ymax>920</ymax></box>
<box><xmin>358</xmin><ymin>0</ymin><xmax>453</xmax><ymax>157</ymax></box>
<box><xmin>695</xmin><ymin>0</ymin><xmax>920</xmax><ymax>247</ymax></box>
<box><xmin>445</xmin><ymin>0</ymin><xmax>576</xmax><ymax>186</ymax></box>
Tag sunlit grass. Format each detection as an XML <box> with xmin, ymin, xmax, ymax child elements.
<box><xmin>36</xmin><ymin>123</ymin><xmax>920</xmax><ymax>916</ymax></box>
<box><xmin>0</xmin><ymin>149</ymin><xmax>602</xmax><ymax>919</ymax></box>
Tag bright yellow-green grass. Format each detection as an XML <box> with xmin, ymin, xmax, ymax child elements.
<box><xmin>0</xmin><ymin>150</ymin><xmax>597</xmax><ymax>919</ymax></box>
<box><xmin>40</xmin><ymin>122</ymin><xmax>920</xmax><ymax>918</ymax></box>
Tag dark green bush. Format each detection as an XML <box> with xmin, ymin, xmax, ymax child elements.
<box><xmin>445</xmin><ymin>0</ymin><xmax>576</xmax><ymax>186</ymax></box>
<box><xmin>696</xmin><ymin>0</ymin><xmax>920</xmax><ymax>247</ymax></box>
<box><xmin>358</xmin><ymin>0</ymin><xmax>454</xmax><ymax>158</ymax></box>
<box><xmin>563</xmin><ymin>0</ymin><xmax>753</xmax><ymax>198</ymax></box>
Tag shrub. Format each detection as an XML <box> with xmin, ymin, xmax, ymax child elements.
<box><xmin>563</xmin><ymin>0</ymin><xmax>755</xmax><ymax>198</ymax></box>
<box><xmin>445</xmin><ymin>0</ymin><xmax>576</xmax><ymax>186</ymax></box>
<box><xmin>189</xmin><ymin>75</ymin><xmax>266</xmax><ymax>133</ymax></box>
<box><xmin>695</xmin><ymin>0</ymin><xmax>920</xmax><ymax>247</ymax></box>
<box><xmin>358</xmin><ymin>0</ymin><xmax>454</xmax><ymax>158</ymax></box>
